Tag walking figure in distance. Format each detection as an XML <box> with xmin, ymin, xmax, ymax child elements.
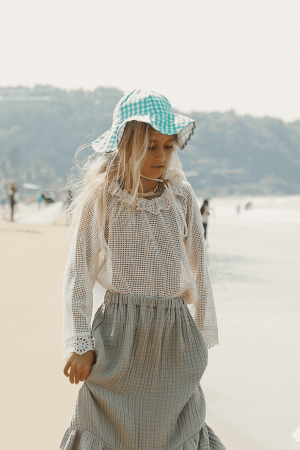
<box><xmin>59</xmin><ymin>90</ymin><xmax>226</xmax><ymax>450</ymax></box>
<box><xmin>200</xmin><ymin>198</ymin><xmax>210</xmax><ymax>240</ymax></box>
<box><xmin>7</xmin><ymin>181</ymin><xmax>18</xmax><ymax>222</ymax></box>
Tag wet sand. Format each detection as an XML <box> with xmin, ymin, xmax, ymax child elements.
<box><xmin>202</xmin><ymin>196</ymin><xmax>300</xmax><ymax>450</ymax></box>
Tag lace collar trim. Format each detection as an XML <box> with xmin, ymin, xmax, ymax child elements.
<box><xmin>108</xmin><ymin>173</ymin><xmax>185</xmax><ymax>216</ymax></box>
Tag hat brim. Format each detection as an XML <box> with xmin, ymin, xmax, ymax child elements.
<box><xmin>92</xmin><ymin>113</ymin><xmax>195</xmax><ymax>153</ymax></box>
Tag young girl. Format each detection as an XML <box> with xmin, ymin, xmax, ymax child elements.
<box><xmin>59</xmin><ymin>89</ymin><xmax>226</xmax><ymax>450</ymax></box>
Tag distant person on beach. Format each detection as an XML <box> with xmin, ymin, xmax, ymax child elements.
<box><xmin>41</xmin><ymin>192</ymin><xmax>55</xmax><ymax>205</ymax></box>
<box><xmin>200</xmin><ymin>198</ymin><xmax>210</xmax><ymax>239</ymax></box>
<box><xmin>7</xmin><ymin>181</ymin><xmax>18</xmax><ymax>222</ymax></box>
<box><xmin>59</xmin><ymin>90</ymin><xmax>226</xmax><ymax>450</ymax></box>
<box><xmin>65</xmin><ymin>189</ymin><xmax>73</xmax><ymax>208</ymax></box>
<box><xmin>63</xmin><ymin>190</ymin><xmax>73</xmax><ymax>225</ymax></box>
<box><xmin>38</xmin><ymin>193</ymin><xmax>44</xmax><ymax>209</ymax></box>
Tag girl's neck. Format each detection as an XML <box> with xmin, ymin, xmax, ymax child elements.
<box><xmin>139</xmin><ymin>174</ymin><xmax>162</xmax><ymax>193</ymax></box>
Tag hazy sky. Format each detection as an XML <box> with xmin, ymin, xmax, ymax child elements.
<box><xmin>1</xmin><ymin>0</ymin><xmax>300</xmax><ymax>121</ymax></box>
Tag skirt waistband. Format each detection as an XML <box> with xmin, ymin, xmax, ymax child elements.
<box><xmin>104</xmin><ymin>290</ymin><xmax>186</xmax><ymax>309</ymax></box>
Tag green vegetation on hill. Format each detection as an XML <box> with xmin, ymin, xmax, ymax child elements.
<box><xmin>0</xmin><ymin>85</ymin><xmax>299</xmax><ymax>196</ymax></box>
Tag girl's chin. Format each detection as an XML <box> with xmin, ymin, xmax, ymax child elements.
<box><xmin>145</xmin><ymin>167</ymin><xmax>165</xmax><ymax>176</ymax></box>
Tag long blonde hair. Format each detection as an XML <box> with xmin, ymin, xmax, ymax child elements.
<box><xmin>68</xmin><ymin>121</ymin><xmax>182</xmax><ymax>253</ymax></box>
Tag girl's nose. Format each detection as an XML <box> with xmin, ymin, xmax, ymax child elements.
<box><xmin>154</xmin><ymin>145</ymin><xmax>167</xmax><ymax>160</ymax></box>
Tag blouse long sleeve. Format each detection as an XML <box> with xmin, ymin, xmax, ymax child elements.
<box><xmin>184</xmin><ymin>183</ymin><xmax>219</xmax><ymax>349</ymax></box>
<box><xmin>63</xmin><ymin>193</ymin><xmax>101</xmax><ymax>358</ymax></box>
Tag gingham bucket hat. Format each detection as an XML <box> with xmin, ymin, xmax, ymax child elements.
<box><xmin>92</xmin><ymin>89</ymin><xmax>196</xmax><ymax>153</ymax></box>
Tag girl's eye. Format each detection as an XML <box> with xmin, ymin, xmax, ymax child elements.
<box><xmin>148</xmin><ymin>145</ymin><xmax>173</xmax><ymax>151</ymax></box>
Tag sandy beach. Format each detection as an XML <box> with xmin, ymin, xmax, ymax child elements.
<box><xmin>0</xmin><ymin>195</ymin><xmax>299</xmax><ymax>450</ymax></box>
<box><xmin>0</xmin><ymin>217</ymin><xmax>79</xmax><ymax>450</ymax></box>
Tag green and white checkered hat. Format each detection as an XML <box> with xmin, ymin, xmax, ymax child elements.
<box><xmin>92</xmin><ymin>89</ymin><xmax>196</xmax><ymax>153</ymax></box>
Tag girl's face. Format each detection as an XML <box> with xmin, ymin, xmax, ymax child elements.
<box><xmin>141</xmin><ymin>129</ymin><xmax>175</xmax><ymax>179</ymax></box>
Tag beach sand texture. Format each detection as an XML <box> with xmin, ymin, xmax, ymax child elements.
<box><xmin>0</xmin><ymin>195</ymin><xmax>299</xmax><ymax>450</ymax></box>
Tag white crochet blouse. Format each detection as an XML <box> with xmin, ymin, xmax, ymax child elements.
<box><xmin>63</xmin><ymin>172</ymin><xmax>219</xmax><ymax>358</ymax></box>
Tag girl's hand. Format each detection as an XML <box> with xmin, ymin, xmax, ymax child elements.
<box><xmin>63</xmin><ymin>350</ymin><xmax>95</xmax><ymax>384</ymax></box>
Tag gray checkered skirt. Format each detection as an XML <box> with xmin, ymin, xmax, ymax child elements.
<box><xmin>59</xmin><ymin>291</ymin><xmax>226</xmax><ymax>450</ymax></box>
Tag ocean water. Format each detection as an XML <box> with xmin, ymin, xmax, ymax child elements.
<box><xmin>201</xmin><ymin>196</ymin><xmax>300</xmax><ymax>450</ymax></box>
<box><xmin>12</xmin><ymin>201</ymin><xmax>64</xmax><ymax>224</ymax></box>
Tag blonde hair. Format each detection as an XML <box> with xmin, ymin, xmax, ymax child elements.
<box><xmin>68</xmin><ymin>121</ymin><xmax>181</xmax><ymax>254</ymax></box>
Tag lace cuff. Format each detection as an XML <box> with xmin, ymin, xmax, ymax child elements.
<box><xmin>63</xmin><ymin>335</ymin><xmax>94</xmax><ymax>359</ymax></box>
<box><xmin>201</xmin><ymin>329</ymin><xmax>219</xmax><ymax>349</ymax></box>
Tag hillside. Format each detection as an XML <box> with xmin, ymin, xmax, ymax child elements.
<box><xmin>0</xmin><ymin>85</ymin><xmax>299</xmax><ymax>196</ymax></box>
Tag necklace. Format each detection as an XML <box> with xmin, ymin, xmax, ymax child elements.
<box><xmin>119</xmin><ymin>176</ymin><xmax>169</xmax><ymax>200</ymax></box>
<box><xmin>139</xmin><ymin>175</ymin><xmax>169</xmax><ymax>199</ymax></box>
